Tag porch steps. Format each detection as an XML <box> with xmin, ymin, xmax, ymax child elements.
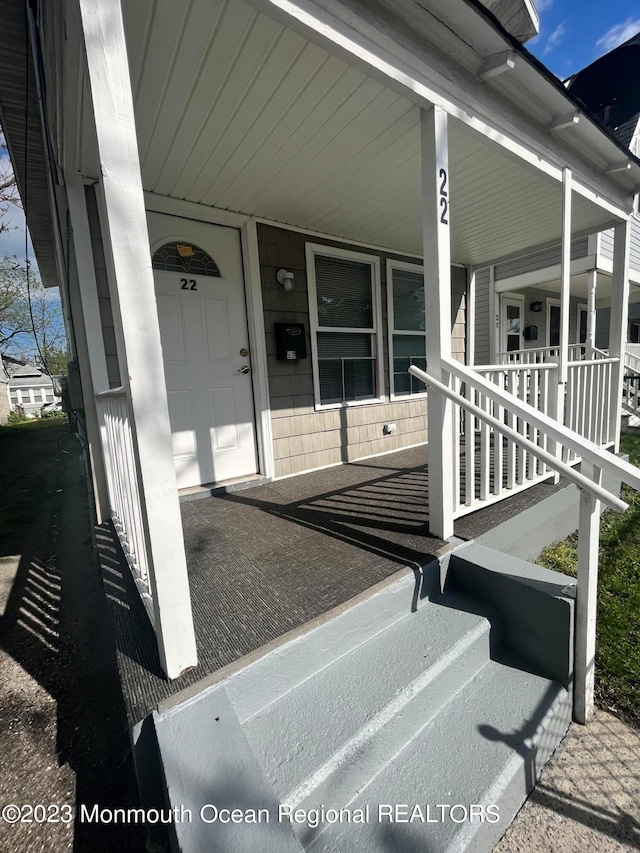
<box><xmin>142</xmin><ymin>547</ymin><xmax>574</xmax><ymax>853</ymax></box>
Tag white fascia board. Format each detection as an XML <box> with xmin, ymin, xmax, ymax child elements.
<box><xmin>248</xmin><ymin>0</ymin><xmax>637</xmax><ymax>219</ymax></box>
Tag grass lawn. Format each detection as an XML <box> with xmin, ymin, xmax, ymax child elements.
<box><xmin>538</xmin><ymin>433</ymin><xmax>640</xmax><ymax>724</ymax></box>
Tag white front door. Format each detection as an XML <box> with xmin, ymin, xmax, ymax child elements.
<box><xmin>500</xmin><ymin>294</ymin><xmax>524</xmax><ymax>353</ymax></box>
<box><xmin>147</xmin><ymin>212</ymin><xmax>258</xmax><ymax>489</ymax></box>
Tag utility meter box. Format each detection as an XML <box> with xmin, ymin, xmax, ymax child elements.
<box><xmin>274</xmin><ymin>323</ymin><xmax>307</xmax><ymax>361</ymax></box>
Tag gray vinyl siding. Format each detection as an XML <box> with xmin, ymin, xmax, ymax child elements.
<box><xmin>494</xmin><ymin>238</ymin><xmax>589</xmax><ymax>281</ymax></box>
<box><xmin>474</xmin><ymin>268</ymin><xmax>491</xmax><ymax>364</ymax></box>
<box><xmin>632</xmin><ymin>220</ymin><xmax>640</xmax><ymax>271</ymax></box>
<box><xmin>85</xmin><ymin>186</ymin><xmax>121</xmax><ymax>388</ymax></box>
<box><xmin>600</xmin><ymin>229</ymin><xmax>614</xmax><ymax>262</ymax></box>
<box><xmin>258</xmin><ymin>223</ymin><xmax>467</xmax><ymax>478</ymax></box>
<box><xmin>600</xmin><ymin>222</ymin><xmax>640</xmax><ymax>271</ymax></box>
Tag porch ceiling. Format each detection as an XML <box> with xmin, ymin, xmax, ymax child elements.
<box><xmin>79</xmin><ymin>0</ymin><xmax>619</xmax><ymax>266</ymax></box>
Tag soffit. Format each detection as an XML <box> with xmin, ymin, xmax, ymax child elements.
<box><xmin>99</xmin><ymin>0</ymin><xmax>620</xmax><ymax>266</ymax></box>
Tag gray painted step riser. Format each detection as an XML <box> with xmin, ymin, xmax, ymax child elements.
<box><xmin>224</xmin><ymin>570</ymin><xmax>437</xmax><ymax>724</ymax></box>
<box><xmin>243</xmin><ymin>601</ymin><xmax>491</xmax><ymax>799</ymax></box>
<box><xmin>291</xmin><ymin>627</ymin><xmax>491</xmax><ymax>846</ymax></box>
<box><xmin>308</xmin><ymin>662</ymin><xmax>570</xmax><ymax>853</ymax></box>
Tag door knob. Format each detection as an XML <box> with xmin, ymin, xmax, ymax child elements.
<box><xmin>238</xmin><ymin>365</ymin><xmax>251</xmax><ymax>374</ymax></box>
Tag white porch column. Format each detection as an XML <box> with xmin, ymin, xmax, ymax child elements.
<box><xmin>586</xmin><ymin>269</ymin><xmax>598</xmax><ymax>352</ymax></box>
<box><xmin>76</xmin><ymin>0</ymin><xmax>197</xmax><ymax>678</ymax></box>
<box><xmin>421</xmin><ymin>106</ymin><xmax>454</xmax><ymax>541</ymax></box>
<box><xmin>608</xmin><ymin>219</ymin><xmax>631</xmax><ymax>451</ymax></box>
<box><xmin>558</xmin><ymin>168</ymin><xmax>572</xmax><ymax>384</ymax></box>
<box><xmin>574</xmin><ymin>462</ymin><xmax>602</xmax><ymax>725</ymax></box>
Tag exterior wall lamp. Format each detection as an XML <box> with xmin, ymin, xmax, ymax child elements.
<box><xmin>530</xmin><ymin>301</ymin><xmax>543</xmax><ymax>313</ymax></box>
<box><xmin>277</xmin><ymin>269</ymin><xmax>295</xmax><ymax>291</ymax></box>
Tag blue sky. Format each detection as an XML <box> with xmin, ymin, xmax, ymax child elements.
<box><xmin>527</xmin><ymin>0</ymin><xmax>640</xmax><ymax>80</ymax></box>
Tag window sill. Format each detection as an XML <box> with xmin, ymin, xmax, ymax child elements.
<box><xmin>389</xmin><ymin>392</ymin><xmax>429</xmax><ymax>402</ymax></box>
<box><xmin>314</xmin><ymin>396</ymin><xmax>386</xmax><ymax>412</ymax></box>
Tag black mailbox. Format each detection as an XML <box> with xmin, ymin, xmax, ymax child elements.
<box><xmin>524</xmin><ymin>325</ymin><xmax>538</xmax><ymax>341</ymax></box>
<box><xmin>275</xmin><ymin>322</ymin><xmax>307</xmax><ymax>360</ymax></box>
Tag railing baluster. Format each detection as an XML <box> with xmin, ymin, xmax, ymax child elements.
<box><xmin>465</xmin><ymin>381</ymin><xmax>475</xmax><ymax>506</ymax></box>
<box><xmin>507</xmin><ymin>370</ymin><xmax>517</xmax><ymax>489</ymax></box>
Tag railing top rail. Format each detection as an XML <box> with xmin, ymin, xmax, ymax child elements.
<box><xmin>409</xmin><ymin>365</ymin><xmax>627</xmax><ymax>512</ymax></box>
<box><xmin>96</xmin><ymin>386</ymin><xmax>127</xmax><ymax>399</ymax></box>
<box><xmin>439</xmin><ymin>357</ymin><xmax>640</xmax><ymax>493</ymax></box>
<box><xmin>567</xmin><ymin>357</ymin><xmax>618</xmax><ymax>367</ymax></box>
<box><xmin>497</xmin><ymin>345</ymin><xmax>558</xmax><ymax>355</ymax></box>
<box><xmin>473</xmin><ymin>362</ymin><xmax>557</xmax><ymax>372</ymax></box>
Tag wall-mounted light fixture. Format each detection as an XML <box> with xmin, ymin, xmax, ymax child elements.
<box><xmin>530</xmin><ymin>300</ymin><xmax>543</xmax><ymax>313</ymax></box>
<box><xmin>277</xmin><ymin>269</ymin><xmax>295</xmax><ymax>291</ymax></box>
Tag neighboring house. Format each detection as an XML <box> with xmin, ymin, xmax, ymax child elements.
<box><xmin>471</xmin><ymin>32</ymin><xmax>640</xmax><ymax>367</ymax></box>
<box><xmin>6</xmin><ymin>360</ymin><xmax>60</xmax><ymax>417</ymax></box>
<box><xmin>3</xmin><ymin>0</ymin><xmax>640</xmax><ymax>850</ymax></box>
<box><xmin>0</xmin><ymin>355</ymin><xmax>10</xmax><ymax>425</ymax></box>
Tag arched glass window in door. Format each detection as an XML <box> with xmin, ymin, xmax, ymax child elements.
<box><xmin>152</xmin><ymin>242</ymin><xmax>221</xmax><ymax>276</ymax></box>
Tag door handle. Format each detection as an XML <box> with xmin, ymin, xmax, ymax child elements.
<box><xmin>238</xmin><ymin>365</ymin><xmax>251</xmax><ymax>374</ymax></box>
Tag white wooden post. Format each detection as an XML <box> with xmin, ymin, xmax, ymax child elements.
<box><xmin>574</xmin><ymin>463</ymin><xmax>602</xmax><ymax>724</ymax></box>
<box><xmin>421</xmin><ymin>106</ymin><xmax>454</xmax><ymax>541</ymax></box>
<box><xmin>467</xmin><ymin>268</ymin><xmax>476</xmax><ymax>367</ymax></box>
<box><xmin>608</xmin><ymin>220</ymin><xmax>631</xmax><ymax>451</ymax></box>
<box><xmin>76</xmin><ymin>0</ymin><xmax>197</xmax><ymax>678</ymax></box>
<box><xmin>586</xmin><ymin>269</ymin><xmax>597</xmax><ymax>354</ymax></box>
<box><xmin>558</xmin><ymin>168</ymin><xmax>572</xmax><ymax>387</ymax></box>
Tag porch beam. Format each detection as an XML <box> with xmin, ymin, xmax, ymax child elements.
<box><xmin>421</xmin><ymin>106</ymin><xmax>454</xmax><ymax>541</ymax></box>
<box><xmin>608</xmin><ymin>220</ymin><xmax>631</xmax><ymax>451</ymax></box>
<box><xmin>76</xmin><ymin>0</ymin><xmax>197</xmax><ymax>678</ymax></box>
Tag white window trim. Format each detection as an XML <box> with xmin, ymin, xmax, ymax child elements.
<box><xmin>306</xmin><ymin>242</ymin><xmax>384</xmax><ymax>411</ymax></box>
<box><xmin>386</xmin><ymin>259</ymin><xmax>427</xmax><ymax>401</ymax></box>
<box><xmin>546</xmin><ymin>297</ymin><xmax>561</xmax><ymax>349</ymax></box>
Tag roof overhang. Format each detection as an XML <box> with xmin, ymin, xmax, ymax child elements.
<box><xmin>0</xmin><ymin>0</ymin><xmax>60</xmax><ymax>288</ymax></box>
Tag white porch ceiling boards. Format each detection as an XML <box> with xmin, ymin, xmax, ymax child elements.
<box><xmin>109</xmin><ymin>0</ymin><xmax>619</xmax><ymax>266</ymax></box>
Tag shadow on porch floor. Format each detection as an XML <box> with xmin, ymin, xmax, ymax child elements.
<box><xmin>98</xmin><ymin>445</ymin><xmax>566</xmax><ymax>725</ymax></box>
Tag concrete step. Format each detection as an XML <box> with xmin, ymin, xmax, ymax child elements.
<box><xmin>142</xmin><ymin>543</ymin><xmax>574</xmax><ymax>853</ymax></box>
<box><xmin>306</xmin><ymin>656</ymin><xmax>571</xmax><ymax>853</ymax></box>
<box><xmin>242</xmin><ymin>593</ymin><xmax>492</xmax><ymax>802</ymax></box>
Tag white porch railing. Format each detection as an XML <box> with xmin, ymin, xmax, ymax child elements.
<box><xmin>623</xmin><ymin>348</ymin><xmax>640</xmax><ymax>418</ymax></box>
<box><xmin>453</xmin><ymin>362</ymin><xmax>558</xmax><ymax>517</ymax></box>
<box><xmin>565</xmin><ymin>356</ymin><xmax>617</xmax><ymax>450</ymax></box>
<box><xmin>497</xmin><ymin>344</ymin><xmax>586</xmax><ymax>364</ymax></box>
<box><xmin>409</xmin><ymin>358</ymin><xmax>640</xmax><ymax>724</ymax></box>
<box><xmin>96</xmin><ymin>387</ymin><xmax>154</xmax><ymax>625</ymax></box>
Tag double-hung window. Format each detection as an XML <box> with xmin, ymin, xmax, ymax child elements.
<box><xmin>307</xmin><ymin>244</ymin><xmax>382</xmax><ymax>407</ymax></box>
<box><xmin>387</xmin><ymin>261</ymin><xmax>427</xmax><ymax>398</ymax></box>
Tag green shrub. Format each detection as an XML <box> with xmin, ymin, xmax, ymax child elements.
<box><xmin>7</xmin><ymin>410</ymin><xmax>30</xmax><ymax>425</ymax></box>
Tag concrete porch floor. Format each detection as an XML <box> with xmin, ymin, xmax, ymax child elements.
<box><xmin>99</xmin><ymin>445</ymin><xmax>566</xmax><ymax>724</ymax></box>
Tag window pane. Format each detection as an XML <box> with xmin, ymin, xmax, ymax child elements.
<box><xmin>393</xmin><ymin>335</ymin><xmax>426</xmax><ymax>396</ymax></box>
<box><xmin>317</xmin><ymin>332</ymin><xmax>371</xmax><ymax>358</ymax></box>
<box><xmin>315</xmin><ymin>255</ymin><xmax>373</xmax><ymax>328</ymax></box>
<box><xmin>393</xmin><ymin>269</ymin><xmax>424</xmax><ymax>331</ymax></box>
<box><xmin>317</xmin><ymin>332</ymin><xmax>374</xmax><ymax>403</ymax></box>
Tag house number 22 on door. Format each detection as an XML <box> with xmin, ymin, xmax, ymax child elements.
<box><xmin>439</xmin><ymin>168</ymin><xmax>449</xmax><ymax>225</ymax></box>
<box><xmin>180</xmin><ymin>278</ymin><xmax>198</xmax><ymax>291</ymax></box>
